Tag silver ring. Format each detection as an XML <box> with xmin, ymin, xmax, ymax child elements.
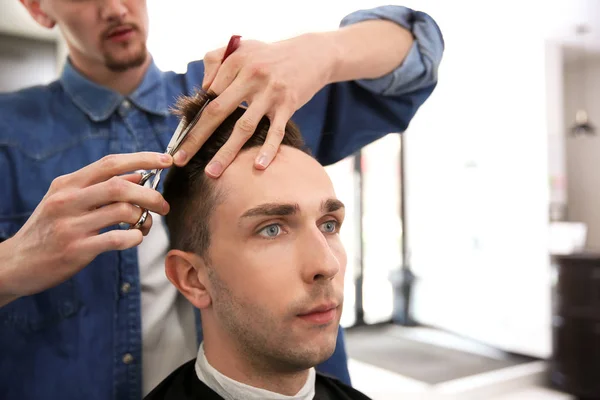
<box><xmin>131</xmin><ymin>209</ymin><xmax>148</xmax><ymax>230</ymax></box>
<box><xmin>138</xmin><ymin>171</ymin><xmax>153</xmax><ymax>187</ymax></box>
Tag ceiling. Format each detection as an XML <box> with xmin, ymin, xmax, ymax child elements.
<box><xmin>0</xmin><ymin>2</ymin><xmax>58</xmax><ymax>41</ymax></box>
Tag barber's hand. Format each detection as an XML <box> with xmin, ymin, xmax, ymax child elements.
<box><xmin>0</xmin><ymin>152</ymin><xmax>172</xmax><ymax>301</ymax></box>
<box><xmin>173</xmin><ymin>34</ymin><xmax>336</xmax><ymax>176</ymax></box>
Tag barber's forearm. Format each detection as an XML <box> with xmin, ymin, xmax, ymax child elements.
<box><xmin>323</xmin><ymin>19</ymin><xmax>414</xmax><ymax>85</ymax></box>
<box><xmin>0</xmin><ymin>239</ymin><xmax>19</xmax><ymax>307</ymax></box>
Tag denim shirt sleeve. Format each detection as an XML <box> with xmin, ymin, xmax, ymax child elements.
<box><xmin>339</xmin><ymin>5</ymin><xmax>444</xmax><ymax>96</ymax></box>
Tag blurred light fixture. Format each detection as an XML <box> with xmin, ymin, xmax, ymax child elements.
<box><xmin>570</xmin><ymin>24</ymin><xmax>596</xmax><ymax>137</ymax></box>
<box><xmin>570</xmin><ymin>110</ymin><xmax>596</xmax><ymax>136</ymax></box>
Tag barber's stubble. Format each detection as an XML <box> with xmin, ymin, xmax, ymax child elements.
<box><xmin>101</xmin><ymin>22</ymin><xmax>147</xmax><ymax>72</ymax></box>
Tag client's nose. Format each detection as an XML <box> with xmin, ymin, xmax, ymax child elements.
<box><xmin>299</xmin><ymin>227</ymin><xmax>341</xmax><ymax>283</ymax></box>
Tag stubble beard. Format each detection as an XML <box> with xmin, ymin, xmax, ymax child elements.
<box><xmin>207</xmin><ymin>267</ymin><xmax>340</xmax><ymax>375</ymax></box>
<box><xmin>104</xmin><ymin>42</ymin><xmax>148</xmax><ymax>72</ymax></box>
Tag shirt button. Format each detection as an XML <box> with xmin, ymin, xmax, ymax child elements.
<box><xmin>120</xmin><ymin>99</ymin><xmax>131</xmax><ymax>114</ymax></box>
<box><xmin>121</xmin><ymin>282</ymin><xmax>131</xmax><ymax>294</ymax></box>
<box><xmin>122</xmin><ymin>353</ymin><xmax>134</xmax><ymax>364</ymax></box>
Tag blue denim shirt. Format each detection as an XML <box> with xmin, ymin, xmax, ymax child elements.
<box><xmin>0</xmin><ymin>6</ymin><xmax>443</xmax><ymax>400</ymax></box>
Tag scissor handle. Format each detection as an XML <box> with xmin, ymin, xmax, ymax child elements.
<box><xmin>138</xmin><ymin>170</ymin><xmax>154</xmax><ymax>186</ymax></box>
<box><xmin>127</xmin><ymin>170</ymin><xmax>155</xmax><ymax>230</ymax></box>
<box><xmin>222</xmin><ymin>35</ymin><xmax>241</xmax><ymax>63</ymax></box>
<box><xmin>131</xmin><ymin>209</ymin><xmax>149</xmax><ymax>230</ymax></box>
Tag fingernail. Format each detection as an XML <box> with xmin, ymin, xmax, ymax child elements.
<box><xmin>256</xmin><ymin>154</ymin><xmax>269</xmax><ymax>168</ymax></box>
<box><xmin>163</xmin><ymin>200</ymin><xmax>170</xmax><ymax>213</ymax></box>
<box><xmin>160</xmin><ymin>154</ymin><xmax>172</xmax><ymax>163</ymax></box>
<box><xmin>174</xmin><ymin>150</ymin><xmax>187</xmax><ymax>165</ymax></box>
<box><xmin>206</xmin><ymin>161</ymin><xmax>223</xmax><ymax>176</ymax></box>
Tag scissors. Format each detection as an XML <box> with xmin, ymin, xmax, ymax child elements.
<box><xmin>130</xmin><ymin>35</ymin><xmax>242</xmax><ymax>230</ymax></box>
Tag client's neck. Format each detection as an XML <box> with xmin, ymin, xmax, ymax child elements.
<box><xmin>202</xmin><ymin>335</ymin><xmax>310</xmax><ymax>396</ymax></box>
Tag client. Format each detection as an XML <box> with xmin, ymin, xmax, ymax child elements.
<box><xmin>145</xmin><ymin>90</ymin><xmax>370</xmax><ymax>400</ymax></box>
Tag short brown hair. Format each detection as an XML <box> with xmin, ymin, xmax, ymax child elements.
<box><xmin>163</xmin><ymin>89</ymin><xmax>310</xmax><ymax>258</ymax></box>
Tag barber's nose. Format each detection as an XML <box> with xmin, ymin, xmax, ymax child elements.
<box><xmin>100</xmin><ymin>0</ymin><xmax>128</xmax><ymax>21</ymax></box>
<box><xmin>300</xmin><ymin>228</ymin><xmax>341</xmax><ymax>283</ymax></box>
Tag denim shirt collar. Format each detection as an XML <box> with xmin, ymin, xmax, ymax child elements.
<box><xmin>60</xmin><ymin>58</ymin><xmax>170</xmax><ymax>122</ymax></box>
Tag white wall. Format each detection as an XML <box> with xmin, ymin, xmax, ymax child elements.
<box><xmin>147</xmin><ymin>0</ymin><xmax>389</xmax><ymax>73</ymax></box>
<box><xmin>401</xmin><ymin>0</ymin><xmax>554</xmax><ymax>358</ymax></box>
<box><xmin>564</xmin><ymin>57</ymin><xmax>600</xmax><ymax>249</ymax></box>
<box><xmin>547</xmin><ymin>44</ymin><xmax>568</xmax><ymax>221</ymax></box>
<box><xmin>0</xmin><ymin>34</ymin><xmax>57</xmax><ymax>92</ymax></box>
<box><xmin>0</xmin><ymin>2</ymin><xmax>65</xmax><ymax>78</ymax></box>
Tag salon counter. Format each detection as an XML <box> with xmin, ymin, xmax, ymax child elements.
<box><xmin>550</xmin><ymin>252</ymin><xmax>600</xmax><ymax>398</ymax></box>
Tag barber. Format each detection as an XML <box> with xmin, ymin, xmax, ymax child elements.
<box><xmin>0</xmin><ymin>1</ymin><xmax>444</xmax><ymax>399</ymax></box>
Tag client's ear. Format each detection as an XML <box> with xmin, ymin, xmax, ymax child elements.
<box><xmin>165</xmin><ymin>250</ymin><xmax>212</xmax><ymax>309</ymax></box>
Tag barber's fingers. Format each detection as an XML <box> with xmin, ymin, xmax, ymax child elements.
<box><xmin>80</xmin><ymin>228</ymin><xmax>144</xmax><ymax>256</ymax></box>
<box><xmin>205</xmin><ymin>44</ymin><xmax>248</xmax><ymax>96</ymax></box>
<box><xmin>202</xmin><ymin>35</ymin><xmax>243</xmax><ymax>91</ymax></box>
<box><xmin>173</xmin><ymin>78</ymin><xmax>249</xmax><ymax>167</ymax></box>
<box><xmin>77</xmin><ymin>176</ymin><xmax>169</xmax><ymax>216</ymax></box>
<box><xmin>70</xmin><ymin>204</ymin><xmax>155</xmax><ymax>258</ymax></box>
<box><xmin>121</xmin><ymin>173</ymin><xmax>146</xmax><ymax>184</ymax></box>
<box><xmin>204</xmin><ymin>98</ymin><xmax>271</xmax><ymax>178</ymax></box>
<box><xmin>74</xmin><ymin>202</ymin><xmax>154</xmax><ymax>236</ymax></box>
<box><xmin>254</xmin><ymin>109</ymin><xmax>293</xmax><ymax>170</ymax></box>
<box><xmin>51</xmin><ymin>152</ymin><xmax>172</xmax><ymax>191</ymax></box>
<box><xmin>202</xmin><ymin>46</ymin><xmax>230</xmax><ymax>91</ymax></box>
<box><xmin>206</xmin><ymin>57</ymin><xmax>243</xmax><ymax>98</ymax></box>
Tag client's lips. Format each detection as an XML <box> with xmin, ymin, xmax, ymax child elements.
<box><xmin>297</xmin><ymin>304</ymin><xmax>338</xmax><ymax>324</ymax></box>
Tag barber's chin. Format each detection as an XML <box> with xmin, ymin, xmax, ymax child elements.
<box><xmin>104</xmin><ymin>50</ymin><xmax>148</xmax><ymax>72</ymax></box>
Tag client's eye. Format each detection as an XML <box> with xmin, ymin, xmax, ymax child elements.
<box><xmin>320</xmin><ymin>220</ymin><xmax>339</xmax><ymax>234</ymax></box>
<box><xmin>258</xmin><ymin>224</ymin><xmax>282</xmax><ymax>238</ymax></box>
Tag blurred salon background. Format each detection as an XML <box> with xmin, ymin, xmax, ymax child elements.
<box><xmin>3</xmin><ymin>1</ymin><xmax>600</xmax><ymax>398</ymax></box>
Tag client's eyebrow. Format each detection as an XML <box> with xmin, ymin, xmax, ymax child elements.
<box><xmin>241</xmin><ymin>203</ymin><xmax>300</xmax><ymax>219</ymax></box>
<box><xmin>240</xmin><ymin>198</ymin><xmax>345</xmax><ymax>220</ymax></box>
<box><xmin>322</xmin><ymin>199</ymin><xmax>345</xmax><ymax>213</ymax></box>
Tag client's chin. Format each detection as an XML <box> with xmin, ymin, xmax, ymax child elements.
<box><xmin>282</xmin><ymin>332</ymin><xmax>339</xmax><ymax>371</ymax></box>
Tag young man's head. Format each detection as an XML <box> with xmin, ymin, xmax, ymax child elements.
<box><xmin>20</xmin><ymin>0</ymin><xmax>149</xmax><ymax>72</ymax></box>
<box><xmin>163</xmin><ymin>90</ymin><xmax>347</xmax><ymax>375</ymax></box>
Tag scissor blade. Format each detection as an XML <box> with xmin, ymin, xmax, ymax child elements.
<box><xmin>165</xmin><ymin>119</ymin><xmax>187</xmax><ymax>155</ymax></box>
<box><xmin>151</xmin><ymin>169</ymin><xmax>163</xmax><ymax>190</ymax></box>
<box><xmin>170</xmin><ymin>111</ymin><xmax>204</xmax><ymax>155</ymax></box>
<box><xmin>166</xmin><ymin>99</ymin><xmax>212</xmax><ymax>156</ymax></box>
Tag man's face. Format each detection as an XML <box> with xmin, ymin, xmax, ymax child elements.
<box><xmin>37</xmin><ymin>0</ymin><xmax>149</xmax><ymax>72</ymax></box>
<box><xmin>205</xmin><ymin>146</ymin><xmax>347</xmax><ymax>372</ymax></box>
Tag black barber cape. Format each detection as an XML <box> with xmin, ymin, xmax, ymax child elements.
<box><xmin>144</xmin><ymin>359</ymin><xmax>372</xmax><ymax>400</ymax></box>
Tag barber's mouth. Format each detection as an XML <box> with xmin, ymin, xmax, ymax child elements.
<box><xmin>107</xmin><ymin>27</ymin><xmax>135</xmax><ymax>42</ymax></box>
<box><xmin>297</xmin><ymin>305</ymin><xmax>338</xmax><ymax>324</ymax></box>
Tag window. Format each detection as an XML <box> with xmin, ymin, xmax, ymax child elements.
<box><xmin>361</xmin><ymin>134</ymin><xmax>403</xmax><ymax>324</ymax></box>
<box><xmin>325</xmin><ymin>133</ymin><xmax>404</xmax><ymax>327</ymax></box>
<box><xmin>325</xmin><ymin>156</ymin><xmax>359</xmax><ymax>328</ymax></box>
